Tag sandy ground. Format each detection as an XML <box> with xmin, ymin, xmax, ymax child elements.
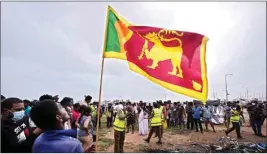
<box><xmin>101</xmin><ymin>110</ymin><xmax>266</xmax><ymax>152</ymax></box>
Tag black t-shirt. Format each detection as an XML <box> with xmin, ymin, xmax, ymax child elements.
<box><xmin>1</xmin><ymin>116</ymin><xmax>37</xmax><ymax>153</ymax></box>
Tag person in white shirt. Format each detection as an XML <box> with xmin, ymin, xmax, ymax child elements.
<box><xmin>138</xmin><ymin>108</ymin><xmax>145</xmax><ymax>136</ymax></box>
<box><xmin>113</xmin><ymin>103</ymin><xmax>119</xmax><ymax>122</ymax></box>
<box><xmin>203</xmin><ymin>104</ymin><xmax>216</xmax><ymax>132</ymax></box>
<box><xmin>143</xmin><ymin>108</ymin><xmax>149</xmax><ymax>134</ymax></box>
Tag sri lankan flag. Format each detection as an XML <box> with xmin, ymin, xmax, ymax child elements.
<box><xmin>103</xmin><ymin>6</ymin><xmax>209</xmax><ymax>102</ymax></box>
<box><xmin>103</xmin><ymin>6</ymin><xmax>132</xmax><ymax>60</ymax></box>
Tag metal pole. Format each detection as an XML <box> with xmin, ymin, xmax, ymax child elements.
<box><xmin>213</xmin><ymin>88</ymin><xmax>216</xmax><ymax>100</ymax></box>
<box><xmin>246</xmin><ymin>89</ymin><xmax>249</xmax><ymax>100</ymax></box>
<box><xmin>225</xmin><ymin>74</ymin><xmax>228</xmax><ymax>101</ymax></box>
<box><xmin>225</xmin><ymin>74</ymin><xmax>233</xmax><ymax>102</ymax></box>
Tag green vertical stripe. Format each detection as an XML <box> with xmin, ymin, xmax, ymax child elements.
<box><xmin>105</xmin><ymin>10</ymin><xmax>121</xmax><ymax>52</ymax></box>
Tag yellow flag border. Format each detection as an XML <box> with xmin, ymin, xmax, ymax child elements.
<box><xmin>103</xmin><ymin>5</ymin><xmax>132</xmax><ymax>60</ymax></box>
<box><xmin>127</xmin><ymin>37</ymin><xmax>209</xmax><ymax>102</ymax></box>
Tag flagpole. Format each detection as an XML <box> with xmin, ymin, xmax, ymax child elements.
<box><xmin>95</xmin><ymin>6</ymin><xmax>110</xmax><ymax>153</ymax></box>
<box><xmin>95</xmin><ymin>57</ymin><xmax>104</xmax><ymax>152</ymax></box>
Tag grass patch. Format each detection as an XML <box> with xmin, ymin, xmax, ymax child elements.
<box><xmin>98</xmin><ymin>137</ymin><xmax>113</xmax><ymax>152</ymax></box>
<box><xmin>97</xmin><ymin>120</ymin><xmax>113</xmax><ymax>152</ymax></box>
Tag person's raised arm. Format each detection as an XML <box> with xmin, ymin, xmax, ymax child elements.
<box><xmin>118</xmin><ymin>110</ymin><xmax>128</xmax><ymax>120</ymax></box>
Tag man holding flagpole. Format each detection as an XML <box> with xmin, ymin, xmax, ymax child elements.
<box><xmin>113</xmin><ymin>103</ymin><xmax>129</xmax><ymax>153</ymax></box>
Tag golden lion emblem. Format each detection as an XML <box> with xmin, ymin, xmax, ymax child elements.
<box><xmin>138</xmin><ymin>29</ymin><xmax>184</xmax><ymax>78</ymax></box>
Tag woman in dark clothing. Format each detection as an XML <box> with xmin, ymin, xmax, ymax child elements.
<box><xmin>186</xmin><ymin>102</ymin><xmax>194</xmax><ymax>130</ymax></box>
<box><xmin>126</xmin><ymin>103</ymin><xmax>135</xmax><ymax>134</ymax></box>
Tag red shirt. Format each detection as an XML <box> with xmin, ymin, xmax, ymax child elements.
<box><xmin>72</xmin><ymin>110</ymin><xmax>80</xmax><ymax>121</ymax></box>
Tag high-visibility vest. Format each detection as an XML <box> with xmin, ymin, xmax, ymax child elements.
<box><xmin>159</xmin><ymin>106</ymin><xmax>164</xmax><ymax>120</ymax></box>
<box><xmin>90</xmin><ymin>105</ymin><xmax>97</xmax><ymax>117</ymax></box>
<box><xmin>230</xmin><ymin>110</ymin><xmax>240</xmax><ymax>122</ymax></box>
<box><xmin>113</xmin><ymin>110</ymin><xmax>126</xmax><ymax>132</ymax></box>
<box><xmin>151</xmin><ymin>108</ymin><xmax>162</xmax><ymax>126</ymax></box>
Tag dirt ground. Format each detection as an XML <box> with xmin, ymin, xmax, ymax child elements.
<box><xmin>99</xmin><ymin>110</ymin><xmax>266</xmax><ymax>153</ymax></box>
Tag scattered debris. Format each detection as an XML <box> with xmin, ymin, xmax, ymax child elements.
<box><xmin>142</xmin><ymin>137</ymin><xmax>266</xmax><ymax>153</ymax></box>
<box><xmin>216</xmin><ymin>136</ymin><xmax>238</xmax><ymax>146</ymax></box>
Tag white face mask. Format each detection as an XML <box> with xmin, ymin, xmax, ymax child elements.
<box><xmin>252</xmin><ymin>103</ymin><xmax>255</xmax><ymax>105</ymax></box>
<box><xmin>12</xmin><ymin>110</ymin><xmax>25</xmax><ymax>121</ymax></box>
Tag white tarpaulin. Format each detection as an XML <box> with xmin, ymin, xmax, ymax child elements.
<box><xmin>211</xmin><ymin>106</ymin><xmax>225</xmax><ymax>125</ymax></box>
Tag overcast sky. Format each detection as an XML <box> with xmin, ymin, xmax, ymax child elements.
<box><xmin>1</xmin><ymin>2</ymin><xmax>266</xmax><ymax>102</ymax></box>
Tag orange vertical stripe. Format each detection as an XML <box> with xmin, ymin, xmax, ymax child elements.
<box><xmin>114</xmin><ymin>21</ymin><xmax>130</xmax><ymax>53</ymax></box>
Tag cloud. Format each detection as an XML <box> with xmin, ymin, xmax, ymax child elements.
<box><xmin>1</xmin><ymin>2</ymin><xmax>266</xmax><ymax>101</ymax></box>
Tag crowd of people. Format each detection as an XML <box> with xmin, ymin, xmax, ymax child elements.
<box><xmin>1</xmin><ymin>94</ymin><xmax>266</xmax><ymax>153</ymax></box>
<box><xmin>1</xmin><ymin>94</ymin><xmax>99</xmax><ymax>153</ymax></box>
<box><xmin>108</xmin><ymin>99</ymin><xmax>266</xmax><ymax>152</ymax></box>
